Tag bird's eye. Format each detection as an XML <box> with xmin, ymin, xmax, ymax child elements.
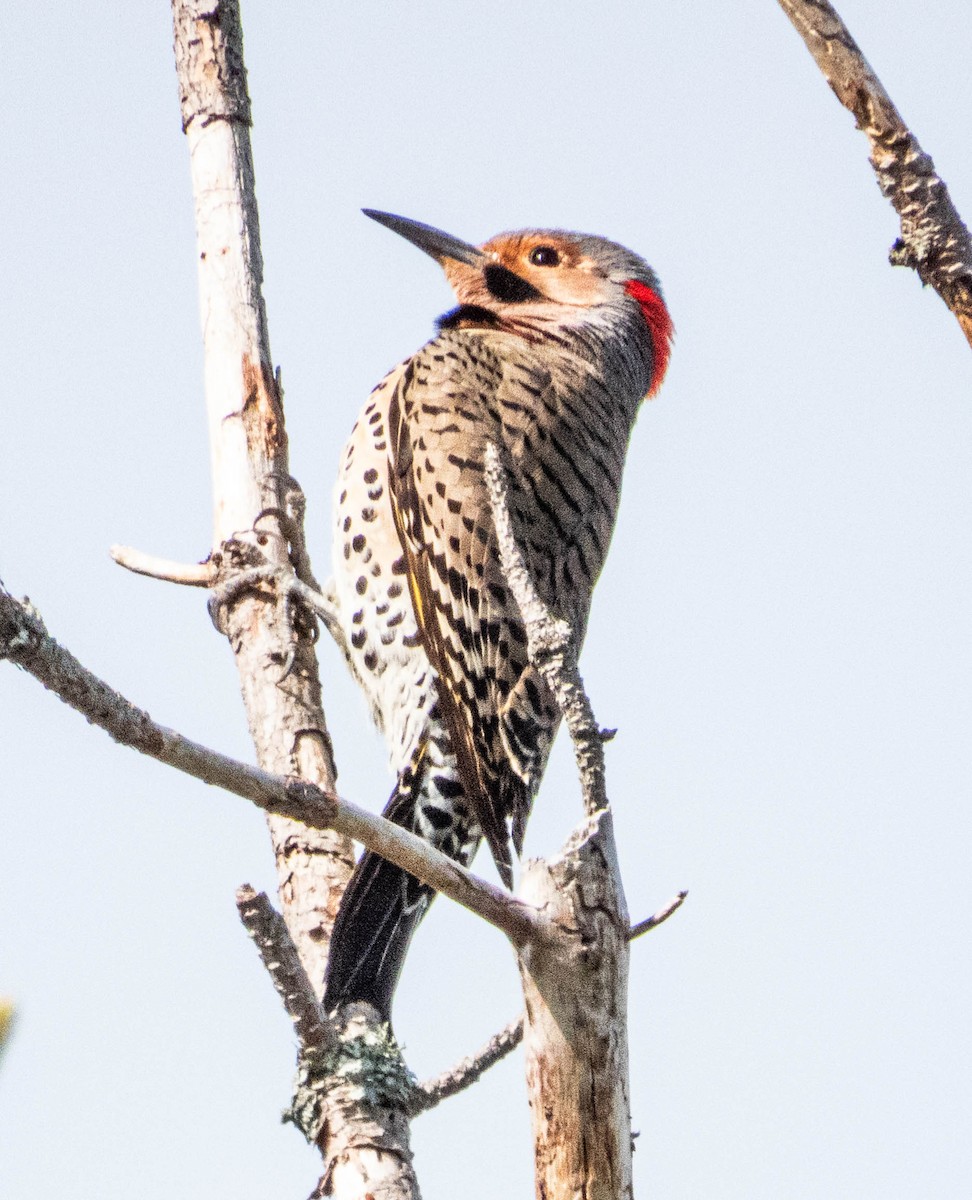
<box><xmin>529</xmin><ymin>245</ymin><xmax>560</xmax><ymax>267</ymax></box>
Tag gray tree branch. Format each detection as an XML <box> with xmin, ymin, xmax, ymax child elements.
<box><xmin>0</xmin><ymin>585</ymin><xmax>541</xmax><ymax>952</ymax></box>
<box><xmin>409</xmin><ymin>1015</ymin><xmax>525</xmax><ymax>1116</ymax></box>
<box><xmin>778</xmin><ymin>0</ymin><xmax>972</xmax><ymax>348</ymax></box>
<box><xmin>629</xmin><ymin>890</ymin><xmax>688</xmax><ymax>941</ymax></box>
<box><xmin>236</xmin><ymin>885</ymin><xmax>335</xmax><ymax>1055</ymax></box>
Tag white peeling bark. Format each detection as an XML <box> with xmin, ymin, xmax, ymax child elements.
<box><xmin>171</xmin><ymin>0</ymin><xmax>348</xmax><ymax>990</ymax></box>
<box><xmin>518</xmin><ymin>812</ymin><xmax>633</xmax><ymax>1200</ymax></box>
<box><xmin>169</xmin><ymin>5</ymin><xmax>419</xmax><ymax>1196</ymax></box>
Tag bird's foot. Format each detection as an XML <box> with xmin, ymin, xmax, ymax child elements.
<box><xmin>207</xmin><ymin>515</ymin><xmax>346</xmax><ymax>675</ymax></box>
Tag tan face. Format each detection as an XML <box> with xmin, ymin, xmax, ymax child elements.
<box><xmin>443</xmin><ymin>232</ymin><xmax>613</xmax><ymax>310</ymax></box>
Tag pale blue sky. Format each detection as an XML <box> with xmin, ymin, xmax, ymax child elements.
<box><xmin>3</xmin><ymin>2</ymin><xmax>972</xmax><ymax>1197</ymax></box>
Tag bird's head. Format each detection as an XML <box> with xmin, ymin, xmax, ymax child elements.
<box><xmin>363</xmin><ymin>209</ymin><xmax>673</xmax><ymax>397</ymax></box>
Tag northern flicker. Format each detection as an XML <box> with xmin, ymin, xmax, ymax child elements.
<box><xmin>323</xmin><ymin>210</ymin><xmax>673</xmax><ymax>1020</ymax></box>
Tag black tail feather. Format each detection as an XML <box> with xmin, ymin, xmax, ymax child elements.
<box><xmin>323</xmin><ymin>762</ymin><xmax>435</xmax><ymax>1022</ymax></box>
<box><xmin>323</xmin><ymin>844</ymin><xmax>433</xmax><ymax>1022</ymax></box>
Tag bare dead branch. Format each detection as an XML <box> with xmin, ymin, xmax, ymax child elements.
<box><xmin>483</xmin><ymin>442</ymin><xmax>608</xmax><ymax>816</ymax></box>
<box><xmin>170</xmin><ymin>0</ymin><xmax>351</xmax><ymax>1009</ymax></box>
<box><xmin>628</xmin><ymin>890</ymin><xmax>688</xmax><ymax>941</ymax></box>
<box><xmin>778</xmin><ymin>0</ymin><xmax>972</xmax><ymax>347</ymax></box>
<box><xmin>0</xmin><ymin>586</ymin><xmax>541</xmax><ymax>950</ymax></box>
<box><xmin>409</xmin><ymin>1015</ymin><xmax>524</xmax><ymax>1116</ymax></box>
<box><xmin>236</xmin><ymin>885</ymin><xmax>336</xmax><ymax>1054</ymax></box>
<box><xmin>484</xmin><ymin>444</ymin><xmax>636</xmax><ymax>1198</ymax></box>
<box><xmin>110</xmin><ymin>545</ymin><xmax>215</xmax><ymax>586</ymax></box>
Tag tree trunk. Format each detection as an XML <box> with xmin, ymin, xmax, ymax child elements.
<box><xmin>519</xmin><ymin>812</ymin><xmax>634</xmax><ymax>1200</ymax></box>
<box><xmin>170</xmin><ymin>3</ymin><xmax>421</xmax><ymax>1195</ymax></box>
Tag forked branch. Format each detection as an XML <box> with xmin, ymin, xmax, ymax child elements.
<box><xmin>408</xmin><ymin>884</ymin><xmax>687</xmax><ymax>1115</ymax></box>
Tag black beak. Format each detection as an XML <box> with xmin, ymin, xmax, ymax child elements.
<box><xmin>363</xmin><ymin>209</ymin><xmax>485</xmax><ymax>267</ymax></box>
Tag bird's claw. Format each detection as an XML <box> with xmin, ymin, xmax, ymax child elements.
<box><xmin>206</xmin><ymin>530</ymin><xmax>345</xmax><ymax>672</ymax></box>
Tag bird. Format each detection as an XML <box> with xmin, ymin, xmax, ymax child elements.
<box><xmin>323</xmin><ymin>209</ymin><xmax>673</xmax><ymax>1021</ymax></box>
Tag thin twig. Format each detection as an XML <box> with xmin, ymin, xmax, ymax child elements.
<box><xmin>778</xmin><ymin>0</ymin><xmax>972</xmax><ymax>347</ymax></box>
<box><xmin>236</xmin><ymin>885</ymin><xmax>335</xmax><ymax>1053</ymax></box>
<box><xmin>483</xmin><ymin>442</ymin><xmax>607</xmax><ymax>816</ymax></box>
<box><xmin>110</xmin><ymin>545</ymin><xmax>215</xmax><ymax>586</ymax></box>
<box><xmin>409</xmin><ymin>1015</ymin><xmax>525</xmax><ymax>1116</ymax></box>
<box><xmin>0</xmin><ymin>586</ymin><xmax>541</xmax><ymax>949</ymax></box>
<box><xmin>628</xmin><ymin>890</ymin><xmax>688</xmax><ymax>941</ymax></box>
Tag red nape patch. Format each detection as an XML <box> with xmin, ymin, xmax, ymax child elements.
<box><xmin>625</xmin><ymin>280</ymin><xmax>673</xmax><ymax>397</ymax></box>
